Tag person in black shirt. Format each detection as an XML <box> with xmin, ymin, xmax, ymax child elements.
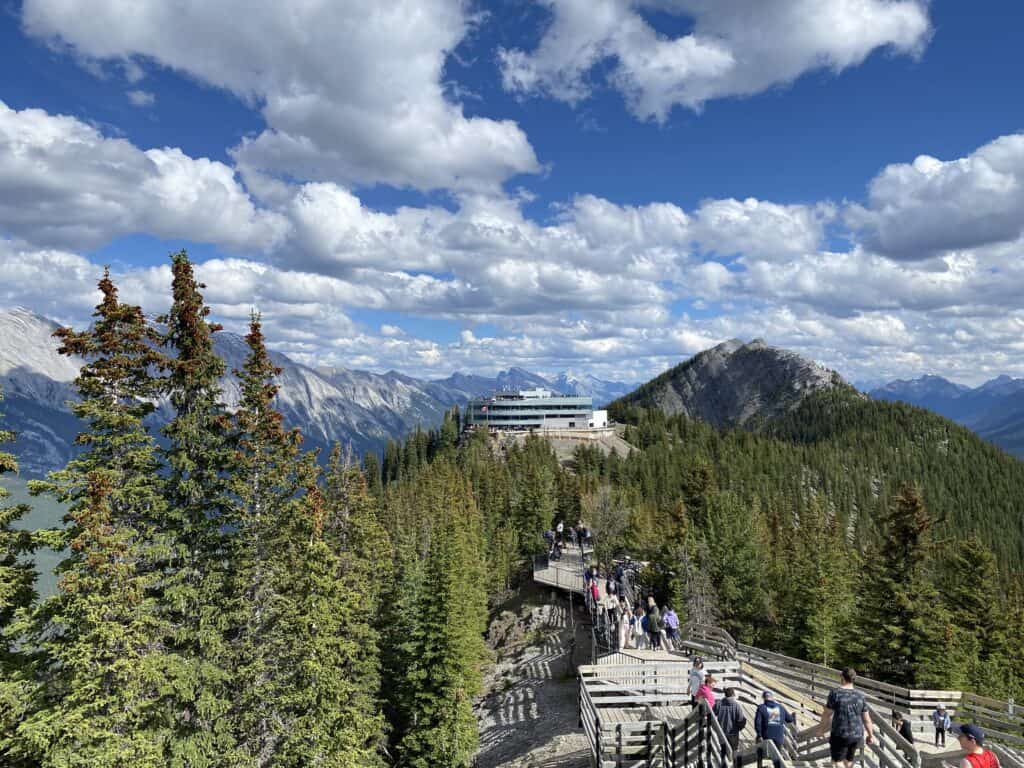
<box><xmin>893</xmin><ymin>712</ymin><xmax>914</xmax><ymax>744</ymax></box>
<box><xmin>816</xmin><ymin>668</ymin><xmax>875</xmax><ymax>768</ymax></box>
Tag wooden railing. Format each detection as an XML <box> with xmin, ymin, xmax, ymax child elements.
<box><xmin>679</xmin><ymin>624</ymin><xmax>1024</xmax><ymax>747</ymax></box>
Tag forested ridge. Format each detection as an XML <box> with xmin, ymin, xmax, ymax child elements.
<box><xmin>2</xmin><ymin>251</ymin><xmax>1024</xmax><ymax>767</ymax></box>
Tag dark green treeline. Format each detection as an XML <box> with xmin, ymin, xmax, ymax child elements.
<box><xmin>0</xmin><ymin>253</ymin><xmax>490</xmax><ymax>768</ymax></box>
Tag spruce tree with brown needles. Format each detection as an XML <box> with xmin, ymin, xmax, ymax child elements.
<box><xmin>158</xmin><ymin>250</ymin><xmax>238</xmax><ymax>765</ymax></box>
<box><xmin>14</xmin><ymin>270</ymin><xmax>178</xmax><ymax>766</ymax></box>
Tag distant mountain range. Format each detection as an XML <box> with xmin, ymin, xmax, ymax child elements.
<box><xmin>870</xmin><ymin>375</ymin><xmax>1024</xmax><ymax>457</ymax></box>
<box><xmin>609</xmin><ymin>338</ymin><xmax>848</xmax><ymax>427</ymax></box>
<box><xmin>0</xmin><ymin>307</ymin><xmax>631</xmax><ymax>476</ymax></box>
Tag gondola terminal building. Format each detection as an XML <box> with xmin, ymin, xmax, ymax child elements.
<box><xmin>465</xmin><ymin>388</ymin><xmax>608</xmax><ymax>431</ymax></box>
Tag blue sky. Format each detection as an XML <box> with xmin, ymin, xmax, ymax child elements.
<box><xmin>2</xmin><ymin>0</ymin><xmax>1024</xmax><ymax>385</ymax></box>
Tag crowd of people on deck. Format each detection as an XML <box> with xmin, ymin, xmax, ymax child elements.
<box><xmin>542</xmin><ymin>519</ymin><xmax>592</xmax><ymax>561</ymax></box>
<box><xmin>542</xmin><ymin>519</ymin><xmax>1005</xmax><ymax>768</ymax></box>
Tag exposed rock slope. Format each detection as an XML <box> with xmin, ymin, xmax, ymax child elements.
<box><xmin>611</xmin><ymin>338</ymin><xmax>848</xmax><ymax>428</ymax></box>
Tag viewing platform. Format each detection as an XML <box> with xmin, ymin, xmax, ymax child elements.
<box><xmin>532</xmin><ymin>559</ymin><xmax>1024</xmax><ymax>768</ymax></box>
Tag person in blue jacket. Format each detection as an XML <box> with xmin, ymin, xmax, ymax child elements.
<box><xmin>755</xmin><ymin>690</ymin><xmax>796</xmax><ymax>750</ymax></box>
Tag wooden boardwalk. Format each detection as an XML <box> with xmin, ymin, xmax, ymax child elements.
<box><xmin>531</xmin><ymin>551</ymin><xmax>1024</xmax><ymax>768</ymax></box>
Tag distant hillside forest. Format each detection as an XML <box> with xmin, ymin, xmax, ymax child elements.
<box><xmin>3</xmin><ymin>252</ymin><xmax>1023</xmax><ymax>767</ymax></box>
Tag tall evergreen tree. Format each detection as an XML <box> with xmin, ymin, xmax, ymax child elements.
<box><xmin>158</xmin><ymin>250</ymin><xmax>237</xmax><ymax>765</ymax></box>
<box><xmin>16</xmin><ymin>271</ymin><xmax>177</xmax><ymax>766</ymax></box>
<box><xmin>384</xmin><ymin>462</ymin><xmax>488</xmax><ymax>768</ymax></box>
<box><xmin>314</xmin><ymin>448</ymin><xmax>392</xmax><ymax>765</ymax></box>
<box><xmin>859</xmin><ymin>485</ymin><xmax>958</xmax><ymax>686</ymax></box>
<box><xmin>0</xmin><ymin>386</ymin><xmax>53</xmax><ymax>767</ymax></box>
<box><xmin>224</xmin><ymin>313</ymin><xmax>319</xmax><ymax>766</ymax></box>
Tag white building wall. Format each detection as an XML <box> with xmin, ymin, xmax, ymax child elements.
<box><xmin>589</xmin><ymin>410</ymin><xmax>608</xmax><ymax>428</ymax></box>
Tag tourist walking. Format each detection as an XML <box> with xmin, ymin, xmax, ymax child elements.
<box><xmin>893</xmin><ymin>712</ymin><xmax>914</xmax><ymax>744</ymax></box>
<box><xmin>617</xmin><ymin>596</ymin><xmax>631</xmax><ymax>650</ymax></box>
<box><xmin>605</xmin><ymin>575</ymin><xmax>619</xmax><ymax>599</ymax></box>
<box><xmin>646</xmin><ymin>596</ymin><xmax>663</xmax><ymax>650</ymax></box>
<box><xmin>816</xmin><ymin>667</ymin><xmax>874</xmax><ymax>768</ymax></box>
<box><xmin>715</xmin><ymin>687</ymin><xmax>748</xmax><ymax>751</ymax></box>
<box><xmin>626</xmin><ymin>606</ymin><xmax>643</xmax><ymax>651</ymax></box>
<box><xmin>662</xmin><ymin>604</ymin><xmax>680</xmax><ymax>650</ymax></box>
<box><xmin>605</xmin><ymin>594</ymin><xmax>621</xmax><ymax>649</ymax></box>
<box><xmin>755</xmin><ymin>691</ymin><xmax>796</xmax><ymax>750</ymax></box>
<box><xmin>688</xmin><ymin>658</ymin><xmax>705</xmax><ymax>706</ymax></box>
<box><xmin>933</xmin><ymin>705</ymin><xmax>951</xmax><ymax>747</ymax></box>
<box><xmin>697</xmin><ymin>674</ymin><xmax>717</xmax><ymax>710</ymax></box>
<box><xmin>953</xmin><ymin>724</ymin><xmax>1000</xmax><ymax>768</ymax></box>
<box><xmin>555</xmin><ymin>519</ymin><xmax>564</xmax><ymax>545</ymax></box>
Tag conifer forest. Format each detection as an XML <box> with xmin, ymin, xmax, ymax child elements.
<box><xmin>2</xmin><ymin>251</ymin><xmax>1024</xmax><ymax>767</ymax></box>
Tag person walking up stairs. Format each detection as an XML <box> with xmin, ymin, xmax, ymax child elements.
<box><xmin>816</xmin><ymin>667</ymin><xmax>875</xmax><ymax>768</ymax></box>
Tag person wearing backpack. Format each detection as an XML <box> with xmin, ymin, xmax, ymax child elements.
<box><xmin>954</xmin><ymin>724</ymin><xmax>1000</xmax><ymax>768</ymax></box>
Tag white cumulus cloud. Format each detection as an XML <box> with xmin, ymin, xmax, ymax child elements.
<box><xmin>0</xmin><ymin>101</ymin><xmax>289</xmax><ymax>251</ymax></box>
<box><xmin>500</xmin><ymin>0</ymin><xmax>930</xmax><ymax>121</ymax></box>
<box><xmin>23</xmin><ymin>0</ymin><xmax>540</xmax><ymax>192</ymax></box>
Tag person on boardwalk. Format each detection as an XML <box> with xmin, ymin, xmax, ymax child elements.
<box><xmin>662</xmin><ymin>604</ymin><xmax>680</xmax><ymax>650</ymax></box>
<box><xmin>588</xmin><ymin>575</ymin><xmax>600</xmax><ymax>609</ymax></box>
<box><xmin>933</xmin><ymin>705</ymin><xmax>951</xmax><ymax>747</ymax></box>
<box><xmin>637</xmin><ymin>607</ymin><xmax>650</xmax><ymax>649</ymax></box>
<box><xmin>697</xmin><ymin>674</ymin><xmax>717</xmax><ymax>710</ymax></box>
<box><xmin>688</xmin><ymin>658</ymin><xmax>705</xmax><ymax>706</ymax></box>
<box><xmin>893</xmin><ymin>712</ymin><xmax>914</xmax><ymax>744</ymax></box>
<box><xmin>715</xmin><ymin>687</ymin><xmax>748</xmax><ymax>751</ymax></box>
<box><xmin>816</xmin><ymin>667</ymin><xmax>874</xmax><ymax>768</ymax></box>
<box><xmin>953</xmin><ymin>724</ymin><xmax>1000</xmax><ymax>768</ymax></box>
<box><xmin>605</xmin><ymin>575</ymin><xmax>619</xmax><ymax>600</ymax></box>
<box><xmin>617</xmin><ymin>596</ymin><xmax>631</xmax><ymax>650</ymax></box>
<box><xmin>646</xmin><ymin>596</ymin><xmax>663</xmax><ymax>650</ymax></box>
<box><xmin>755</xmin><ymin>690</ymin><xmax>795</xmax><ymax>750</ymax></box>
<box><xmin>605</xmin><ymin>594</ymin><xmax>621</xmax><ymax>649</ymax></box>
<box><xmin>555</xmin><ymin>519</ymin><xmax>564</xmax><ymax>545</ymax></box>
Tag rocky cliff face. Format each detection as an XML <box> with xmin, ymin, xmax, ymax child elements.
<box><xmin>613</xmin><ymin>338</ymin><xmax>848</xmax><ymax>428</ymax></box>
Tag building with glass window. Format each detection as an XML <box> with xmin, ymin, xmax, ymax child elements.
<box><xmin>465</xmin><ymin>388</ymin><xmax>606</xmax><ymax>431</ymax></box>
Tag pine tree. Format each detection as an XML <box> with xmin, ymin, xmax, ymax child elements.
<box><xmin>0</xmin><ymin>385</ymin><xmax>53</xmax><ymax>766</ymax></box>
<box><xmin>942</xmin><ymin>536</ymin><xmax>1011</xmax><ymax>695</ymax></box>
<box><xmin>224</xmin><ymin>313</ymin><xmax>319</xmax><ymax>766</ymax></box>
<box><xmin>158</xmin><ymin>249</ymin><xmax>236</xmax><ymax>765</ymax></box>
<box><xmin>859</xmin><ymin>485</ymin><xmax>954</xmax><ymax>686</ymax></box>
<box><xmin>385</xmin><ymin>462</ymin><xmax>489</xmax><ymax>768</ymax></box>
<box><xmin>312</xmin><ymin>447</ymin><xmax>392</xmax><ymax>765</ymax></box>
<box><xmin>16</xmin><ymin>271</ymin><xmax>177</xmax><ymax>766</ymax></box>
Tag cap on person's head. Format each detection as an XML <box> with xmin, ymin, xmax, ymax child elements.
<box><xmin>938</xmin><ymin>705</ymin><xmax>946</xmax><ymax>711</ymax></box>
<box><xmin>763</xmin><ymin>690</ymin><xmax>775</xmax><ymax>701</ymax></box>
<box><xmin>954</xmin><ymin>724</ymin><xmax>985</xmax><ymax>745</ymax></box>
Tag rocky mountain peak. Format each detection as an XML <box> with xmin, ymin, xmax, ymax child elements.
<box><xmin>612</xmin><ymin>338</ymin><xmax>848</xmax><ymax>428</ymax></box>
